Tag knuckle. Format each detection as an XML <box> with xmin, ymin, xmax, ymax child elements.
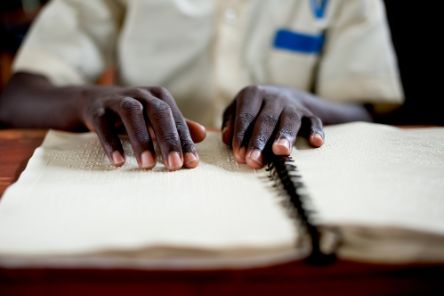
<box><xmin>278</xmin><ymin>127</ymin><xmax>295</xmax><ymax>138</ymax></box>
<box><xmin>235</xmin><ymin>131</ymin><xmax>246</xmax><ymax>142</ymax></box>
<box><xmin>175</xmin><ymin>120</ymin><xmax>188</xmax><ymax>133</ymax></box>
<box><xmin>157</xmin><ymin>86</ymin><xmax>169</xmax><ymax>95</ymax></box>
<box><xmin>310</xmin><ymin>115</ymin><xmax>323</xmax><ymax>127</ymax></box>
<box><xmin>181</xmin><ymin>139</ymin><xmax>196</xmax><ymax>153</ymax></box>
<box><xmin>119</xmin><ymin>97</ymin><xmax>143</xmax><ymax>114</ymax></box>
<box><xmin>149</xmin><ymin>86</ymin><xmax>170</xmax><ymax>98</ymax></box>
<box><xmin>260</xmin><ymin>114</ymin><xmax>278</xmax><ymax>127</ymax></box>
<box><xmin>242</xmin><ymin>85</ymin><xmax>261</xmax><ymax>96</ymax></box>
<box><xmin>235</xmin><ymin>113</ymin><xmax>255</xmax><ymax>139</ymax></box>
<box><xmin>149</xmin><ymin>99</ymin><xmax>172</xmax><ymax>115</ymax></box>
<box><xmin>89</xmin><ymin>106</ymin><xmax>106</xmax><ymax>122</ymax></box>
<box><xmin>251</xmin><ymin>135</ymin><xmax>268</xmax><ymax>149</ymax></box>
<box><xmin>175</xmin><ymin>122</ymin><xmax>195</xmax><ymax>151</ymax></box>
<box><xmin>238</xmin><ymin>112</ymin><xmax>255</xmax><ymax>124</ymax></box>
<box><xmin>284</xmin><ymin>110</ymin><xmax>302</xmax><ymax>123</ymax></box>
<box><xmin>159</xmin><ymin>131</ymin><xmax>180</xmax><ymax>147</ymax></box>
<box><xmin>132</xmin><ymin>87</ymin><xmax>150</xmax><ymax>98</ymax></box>
<box><xmin>133</xmin><ymin>129</ymin><xmax>151</xmax><ymax>144</ymax></box>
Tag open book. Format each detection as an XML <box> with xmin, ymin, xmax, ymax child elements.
<box><xmin>0</xmin><ymin>122</ymin><xmax>443</xmax><ymax>269</ymax></box>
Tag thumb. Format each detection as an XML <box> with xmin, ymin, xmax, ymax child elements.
<box><xmin>186</xmin><ymin>119</ymin><xmax>206</xmax><ymax>143</ymax></box>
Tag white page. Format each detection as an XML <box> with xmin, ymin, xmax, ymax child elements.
<box><xmin>293</xmin><ymin>123</ymin><xmax>444</xmax><ymax>262</ymax></box>
<box><xmin>0</xmin><ymin>131</ymin><xmax>299</xmax><ymax>267</ymax></box>
<box><xmin>0</xmin><ymin>122</ymin><xmax>444</xmax><ymax>267</ymax></box>
<box><xmin>295</xmin><ymin>123</ymin><xmax>444</xmax><ymax>234</ymax></box>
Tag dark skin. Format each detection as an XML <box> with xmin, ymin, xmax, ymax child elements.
<box><xmin>0</xmin><ymin>73</ymin><xmax>371</xmax><ymax>170</ymax></box>
<box><xmin>0</xmin><ymin>73</ymin><xmax>206</xmax><ymax>171</ymax></box>
<box><xmin>222</xmin><ymin>85</ymin><xmax>372</xmax><ymax>168</ymax></box>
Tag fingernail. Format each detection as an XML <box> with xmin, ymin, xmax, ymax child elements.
<box><xmin>112</xmin><ymin>151</ymin><xmax>125</xmax><ymax>166</ymax></box>
<box><xmin>140</xmin><ymin>151</ymin><xmax>155</xmax><ymax>169</ymax></box>
<box><xmin>195</xmin><ymin>121</ymin><xmax>205</xmax><ymax>129</ymax></box>
<box><xmin>310</xmin><ymin>133</ymin><xmax>324</xmax><ymax>147</ymax></box>
<box><xmin>184</xmin><ymin>152</ymin><xmax>199</xmax><ymax>168</ymax></box>
<box><xmin>273</xmin><ymin>138</ymin><xmax>291</xmax><ymax>155</ymax></box>
<box><xmin>247</xmin><ymin>149</ymin><xmax>263</xmax><ymax>166</ymax></box>
<box><xmin>235</xmin><ymin>147</ymin><xmax>246</xmax><ymax>163</ymax></box>
<box><xmin>167</xmin><ymin>152</ymin><xmax>183</xmax><ymax>171</ymax></box>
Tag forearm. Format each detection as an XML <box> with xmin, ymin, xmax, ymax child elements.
<box><xmin>0</xmin><ymin>72</ymin><xmax>87</xmax><ymax>130</ymax></box>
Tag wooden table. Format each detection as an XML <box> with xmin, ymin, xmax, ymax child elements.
<box><xmin>0</xmin><ymin>129</ymin><xmax>443</xmax><ymax>295</ymax></box>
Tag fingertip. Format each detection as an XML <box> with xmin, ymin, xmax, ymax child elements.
<box><xmin>309</xmin><ymin>133</ymin><xmax>324</xmax><ymax>148</ymax></box>
<box><xmin>272</xmin><ymin>138</ymin><xmax>291</xmax><ymax>155</ymax></box>
<box><xmin>184</xmin><ymin>152</ymin><xmax>199</xmax><ymax>168</ymax></box>
<box><xmin>246</xmin><ymin>149</ymin><xmax>263</xmax><ymax>169</ymax></box>
<box><xmin>234</xmin><ymin>147</ymin><xmax>246</xmax><ymax>164</ymax></box>
<box><xmin>112</xmin><ymin>151</ymin><xmax>125</xmax><ymax>167</ymax></box>
<box><xmin>195</xmin><ymin>126</ymin><xmax>207</xmax><ymax>143</ymax></box>
<box><xmin>167</xmin><ymin>151</ymin><xmax>183</xmax><ymax>171</ymax></box>
<box><xmin>187</xmin><ymin>119</ymin><xmax>206</xmax><ymax>143</ymax></box>
<box><xmin>140</xmin><ymin>150</ymin><xmax>156</xmax><ymax>169</ymax></box>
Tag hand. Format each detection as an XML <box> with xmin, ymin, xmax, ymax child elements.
<box><xmin>78</xmin><ymin>86</ymin><xmax>206</xmax><ymax>170</ymax></box>
<box><xmin>221</xmin><ymin>85</ymin><xmax>324</xmax><ymax>169</ymax></box>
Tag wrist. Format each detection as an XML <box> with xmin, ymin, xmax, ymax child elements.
<box><xmin>40</xmin><ymin>84</ymin><xmax>92</xmax><ymax>131</ymax></box>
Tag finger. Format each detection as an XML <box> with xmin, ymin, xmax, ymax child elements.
<box><xmin>145</xmin><ymin>95</ymin><xmax>183</xmax><ymax>171</ymax></box>
<box><xmin>186</xmin><ymin>119</ymin><xmax>206</xmax><ymax>143</ymax></box>
<box><xmin>272</xmin><ymin>109</ymin><xmax>301</xmax><ymax>156</ymax></box>
<box><xmin>221</xmin><ymin>100</ymin><xmax>235</xmax><ymax>146</ymax></box>
<box><xmin>306</xmin><ymin>115</ymin><xmax>325</xmax><ymax>147</ymax></box>
<box><xmin>90</xmin><ymin>106</ymin><xmax>125</xmax><ymax>167</ymax></box>
<box><xmin>105</xmin><ymin>96</ymin><xmax>156</xmax><ymax>169</ymax></box>
<box><xmin>245</xmin><ymin>103</ymin><xmax>282</xmax><ymax>169</ymax></box>
<box><xmin>222</xmin><ymin>117</ymin><xmax>234</xmax><ymax>147</ymax></box>
<box><xmin>152</xmin><ymin>87</ymin><xmax>198</xmax><ymax>168</ymax></box>
<box><xmin>233</xmin><ymin>86</ymin><xmax>263</xmax><ymax>163</ymax></box>
<box><xmin>148</xmin><ymin>126</ymin><xmax>156</xmax><ymax>141</ymax></box>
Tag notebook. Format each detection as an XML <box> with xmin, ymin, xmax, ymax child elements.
<box><xmin>0</xmin><ymin>122</ymin><xmax>443</xmax><ymax>269</ymax></box>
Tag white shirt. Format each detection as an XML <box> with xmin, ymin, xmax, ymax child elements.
<box><xmin>13</xmin><ymin>0</ymin><xmax>403</xmax><ymax>128</ymax></box>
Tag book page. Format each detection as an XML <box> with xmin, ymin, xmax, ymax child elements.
<box><xmin>295</xmin><ymin>123</ymin><xmax>444</xmax><ymax>234</ymax></box>
<box><xmin>0</xmin><ymin>131</ymin><xmax>299</xmax><ymax>268</ymax></box>
<box><xmin>0</xmin><ymin>122</ymin><xmax>444</xmax><ymax>267</ymax></box>
<box><xmin>293</xmin><ymin>123</ymin><xmax>444</xmax><ymax>262</ymax></box>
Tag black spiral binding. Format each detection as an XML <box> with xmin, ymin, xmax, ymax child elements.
<box><xmin>266</xmin><ymin>155</ymin><xmax>337</xmax><ymax>265</ymax></box>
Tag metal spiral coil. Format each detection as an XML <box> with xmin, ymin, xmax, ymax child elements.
<box><xmin>266</xmin><ymin>155</ymin><xmax>337</xmax><ymax>265</ymax></box>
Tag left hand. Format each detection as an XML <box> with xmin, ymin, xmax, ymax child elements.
<box><xmin>221</xmin><ymin>85</ymin><xmax>325</xmax><ymax>169</ymax></box>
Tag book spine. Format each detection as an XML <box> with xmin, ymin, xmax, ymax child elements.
<box><xmin>266</xmin><ymin>156</ymin><xmax>337</xmax><ymax>265</ymax></box>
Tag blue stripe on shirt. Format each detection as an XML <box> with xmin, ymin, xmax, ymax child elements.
<box><xmin>273</xmin><ymin>29</ymin><xmax>324</xmax><ymax>54</ymax></box>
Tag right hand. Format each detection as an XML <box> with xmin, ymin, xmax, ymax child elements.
<box><xmin>78</xmin><ymin>86</ymin><xmax>206</xmax><ymax>171</ymax></box>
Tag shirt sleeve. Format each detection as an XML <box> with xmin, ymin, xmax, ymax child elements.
<box><xmin>316</xmin><ymin>0</ymin><xmax>404</xmax><ymax>110</ymax></box>
<box><xmin>12</xmin><ymin>0</ymin><xmax>123</xmax><ymax>85</ymax></box>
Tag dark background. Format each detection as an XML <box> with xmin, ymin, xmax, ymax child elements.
<box><xmin>0</xmin><ymin>0</ymin><xmax>443</xmax><ymax>125</ymax></box>
<box><xmin>382</xmin><ymin>0</ymin><xmax>443</xmax><ymax>125</ymax></box>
